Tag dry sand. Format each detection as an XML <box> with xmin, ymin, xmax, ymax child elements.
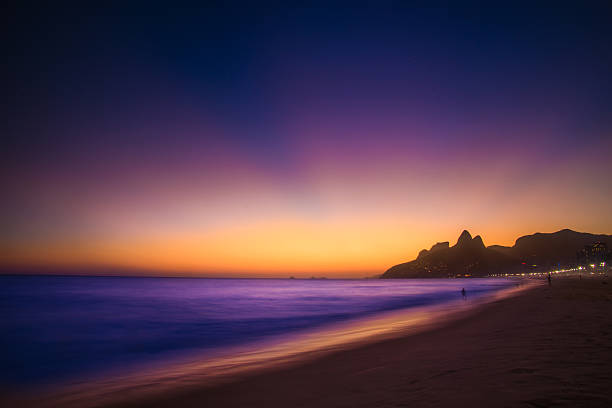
<box><xmin>109</xmin><ymin>277</ymin><xmax>612</xmax><ymax>408</ymax></box>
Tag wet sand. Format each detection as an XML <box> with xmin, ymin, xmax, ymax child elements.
<box><xmin>110</xmin><ymin>277</ymin><xmax>612</xmax><ymax>407</ymax></box>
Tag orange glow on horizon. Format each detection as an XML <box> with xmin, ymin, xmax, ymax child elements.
<box><xmin>2</xmin><ymin>137</ymin><xmax>610</xmax><ymax>277</ymax></box>
<box><xmin>3</xmin><ymin>213</ymin><xmax>609</xmax><ymax>277</ymax></box>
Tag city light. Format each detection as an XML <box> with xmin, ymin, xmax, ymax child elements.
<box><xmin>488</xmin><ymin>265</ymin><xmax>608</xmax><ymax>278</ymax></box>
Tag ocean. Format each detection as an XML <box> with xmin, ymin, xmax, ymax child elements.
<box><xmin>0</xmin><ymin>275</ymin><xmax>518</xmax><ymax>387</ymax></box>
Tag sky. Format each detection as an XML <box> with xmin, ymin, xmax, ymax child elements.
<box><xmin>2</xmin><ymin>3</ymin><xmax>612</xmax><ymax>277</ymax></box>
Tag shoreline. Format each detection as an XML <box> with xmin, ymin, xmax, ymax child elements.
<box><xmin>5</xmin><ymin>277</ymin><xmax>611</xmax><ymax>407</ymax></box>
<box><xmin>3</xmin><ymin>279</ymin><xmax>531</xmax><ymax>408</ymax></box>
<box><xmin>113</xmin><ymin>276</ymin><xmax>612</xmax><ymax>407</ymax></box>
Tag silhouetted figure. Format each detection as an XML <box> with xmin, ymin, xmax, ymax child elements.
<box><xmin>461</xmin><ymin>288</ymin><xmax>466</xmax><ymax>300</ymax></box>
<box><xmin>547</xmin><ymin>273</ymin><xmax>552</xmax><ymax>286</ymax></box>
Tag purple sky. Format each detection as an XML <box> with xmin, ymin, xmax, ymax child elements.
<box><xmin>2</xmin><ymin>3</ymin><xmax>612</xmax><ymax>276</ymax></box>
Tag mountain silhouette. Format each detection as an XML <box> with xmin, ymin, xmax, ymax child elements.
<box><xmin>381</xmin><ymin>229</ymin><xmax>612</xmax><ymax>278</ymax></box>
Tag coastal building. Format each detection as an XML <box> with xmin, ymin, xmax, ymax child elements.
<box><xmin>577</xmin><ymin>242</ymin><xmax>609</xmax><ymax>268</ymax></box>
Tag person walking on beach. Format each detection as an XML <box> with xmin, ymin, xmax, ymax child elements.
<box><xmin>547</xmin><ymin>273</ymin><xmax>552</xmax><ymax>286</ymax></box>
<box><xmin>461</xmin><ymin>288</ymin><xmax>466</xmax><ymax>300</ymax></box>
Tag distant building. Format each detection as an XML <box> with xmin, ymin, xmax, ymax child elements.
<box><xmin>577</xmin><ymin>242</ymin><xmax>610</xmax><ymax>267</ymax></box>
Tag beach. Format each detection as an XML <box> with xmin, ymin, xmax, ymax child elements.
<box><xmin>107</xmin><ymin>276</ymin><xmax>612</xmax><ymax>408</ymax></box>
<box><xmin>3</xmin><ymin>276</ymin><xmax>611</xmax><ymax>407</ymax></box>
<box><xmin>5</xmin><ymin>2</ymin><xmax>611</xmax><ymax>407</ymax></box>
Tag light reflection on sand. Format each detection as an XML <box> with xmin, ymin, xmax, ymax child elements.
<box><xmin>30</xmin><ymin>280</ymin><xmax>541</xmax><ymax>408</ymax></box>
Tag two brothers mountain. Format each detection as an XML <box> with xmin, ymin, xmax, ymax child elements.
<box><xmin>382</xmin><ymin>229</ymin><xmax>611</xmax><ymax>278</ymax></box>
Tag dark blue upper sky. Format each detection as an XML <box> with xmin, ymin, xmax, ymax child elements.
<box><xmin>5</xmin><ymin>2</ymin><xmax>611</xmax><ymax>156</ymax></box>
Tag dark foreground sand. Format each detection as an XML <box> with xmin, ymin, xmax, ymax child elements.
<box><xmin>109</xmin><ymin>277</ymin><xmax>612</xmax><ymax>408</ymax></box>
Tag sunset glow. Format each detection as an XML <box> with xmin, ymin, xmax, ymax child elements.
<box><xmin>3</xmin><ymin>5</ymin><xmax>611</xmax><ymax>277</ymax></box>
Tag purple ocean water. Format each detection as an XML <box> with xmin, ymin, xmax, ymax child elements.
<box><xmin>0</xmin><ymin>275</ymin><xmax>518</xmax><ymax>387</ymax></box>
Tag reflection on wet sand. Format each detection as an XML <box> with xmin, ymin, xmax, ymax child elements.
<box><xmin>38</xmin><ymin>281</ymin><xmax>538</xmax><ymax>408</ymax></box>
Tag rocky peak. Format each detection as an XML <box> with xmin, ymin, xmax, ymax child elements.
<box><xmin>472</xmin><ymin>235</ymin><xmax>485</xmax><ymax>249</ymax></box>
<box><xmin>455</xmin><ymin>230</ymin><xmax>473</xmax><ymax>248</ymax></box>
<box><xmin>417</xmin><ymin>249</ymin><xmax>429</xmax><ymax>259</ymax></box>
<box><xmin>429</xmin><ymin>241</ymin><xmax>450</xmax><ymax>252</ymax></box>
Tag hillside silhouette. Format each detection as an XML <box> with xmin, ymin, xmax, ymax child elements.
<box><xmin>382</xmin><ymin>229</ymin><xmax>612</xmax><ymax>278</ymax></box>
